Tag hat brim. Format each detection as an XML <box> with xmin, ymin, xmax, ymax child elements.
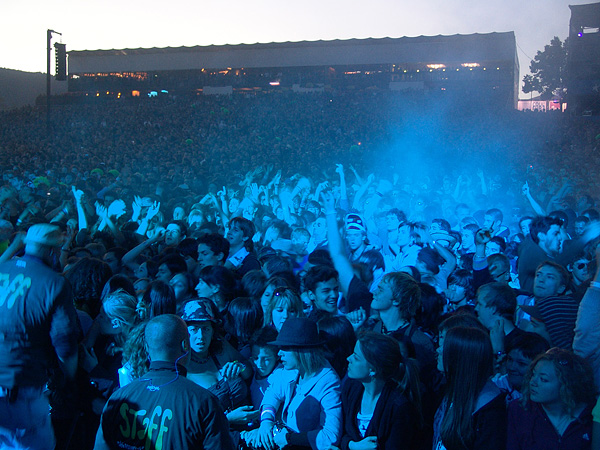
<box><xmin>182</xmin><ymin>316</ymin><xmax>216</xmax><ymax>324</ymax></box>
<box><xmin>268</xmin><ymin>339</ymin><xmax>326</xmax><ymax>348</ymax></box>
<box><xmin>519</xmin><ymin>304</ymin><xmax>544</xmax><ymax>322</ymax></box>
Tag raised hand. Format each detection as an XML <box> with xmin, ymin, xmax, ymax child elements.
<box><xmin>475</xmin><ymin>228</ymin><xmax>492</xmax><ymax>245</ymax></box>
<box><xmin>131</xmin><ymin>196</ymin><xmax>142</xmax><ymax>219</ymax></box>
<box><xmin>95</xmin><ymin>202</ymin><xmax>108</xmax><ymax>220</ymax></box>
<box><xmin>321</xmin><ymin>191</ymin><xmax>336</xmax><ymax>213</ymax></box>
<box><xmin>146</xmin><ymin>201</ymin><xmax>161</xmax><ymax>221</ymax></box>
<box><xmin>72</xmin><ymin>186</ymin><xmax>84</xmax><ymax>203</ymax></box>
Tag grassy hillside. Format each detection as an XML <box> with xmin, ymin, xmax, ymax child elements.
<box><xmin>0</xmin><ymin>68</ymin><xmax>67</xmax><ymax>110</ymax></box>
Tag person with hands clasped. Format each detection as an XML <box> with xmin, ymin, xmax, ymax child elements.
<box><xmin>181</xmin><ymin>300</ymin><xmax>256</xmax><ymax>429</ymax></box>
<box><xmin>246</xmin><ymin>317</ymin><xmax>342</xmax><ymax>450</ymax></box>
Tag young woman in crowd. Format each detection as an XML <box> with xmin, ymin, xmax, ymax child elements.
<box><xmin>507</xmin><ymin>348</ymin><xmax>595</xmax><ymax>450</ymax></box>
<box><xmin>264</xmin><ymin>287</ymin><xmax>305</xmax><ymax>332</ymax></box>
<box><xmin>77</xmin><ymin>289</ymin><xmax>144</xmax><ymax>447</ymax></box>
<box><xmin>246</xmin><ymin>317</ymin><xmax>342</xmax><ymax>450</ymax></box>
<box><xmin>340</xmin><ymin>332</ymin><xmax>422</xmax><ymax>450</ymax></box>
<box><xmin>195</xmin><ymin>264</ymin><xmax>239</xmax><ymax>313</ymax></box>
<box><xmin>260</xmin><ymin>276</ymin><xmax>293</xmax><ymax>320</ymax></box>
<box><xmin>433</xmin><ymin>325</ymin><xmax>506</xmax><ymax>450</ymax></box>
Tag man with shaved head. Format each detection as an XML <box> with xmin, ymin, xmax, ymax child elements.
<box><xmin>94</xmin><ymin>314</ymin><xmax>234</xmax><ymax>450</ymax></box>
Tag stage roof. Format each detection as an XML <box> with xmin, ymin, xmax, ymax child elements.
<box><xmin>68</xmin><ymin>32</ymin><xmax>518</xmax><ymax>73</ymax></box>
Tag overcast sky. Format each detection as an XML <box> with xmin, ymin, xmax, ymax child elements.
<box><xmin>1</xmin><ymin>0</ymin><xmax>593</xmax><ymax>95</ymax></box>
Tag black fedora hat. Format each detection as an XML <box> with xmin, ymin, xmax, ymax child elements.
<box><xmin>269</xmin><ymin>317</ymin><xmax>325</xmax><ymax>348</ymax></box>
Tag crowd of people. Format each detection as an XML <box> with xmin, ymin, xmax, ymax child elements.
<box><xmin>1</xmin><ymin>89</ymin><xmax>600</xmax><ymax>450</ymax></box>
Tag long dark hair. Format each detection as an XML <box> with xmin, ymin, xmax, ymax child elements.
<box><xmin>141</xmin><ymin>280</ymin><xmax>177</xmax><ymax>318</ymax></box>
<box><xmin>318</xmin><ymin>315</ymin><xmax>356</xmax><ymax>379</ymax></box>
<box><xmin>227</xmin><ymin>297</ymin><xmax>264</xmax><ymax>345</ymax></box>
<box><xmin>440</xmin><ymin>326</ymin><xmax>493</xmax><ymax>450</ymax></box>
<box><xmin>198</xmin><ymin>265</ymin><xmax>238</xmax><ymax>305</ymax></box>
<box><xmin>358</xmin><ymin>332</ymin><xmax>422</xmax><ymax>425</ymax></box>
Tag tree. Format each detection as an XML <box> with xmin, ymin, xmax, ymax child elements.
<box><xmin>522</xmin><ymin>36</ymin><xmax>568</xmax><ymax>101</ymax></box>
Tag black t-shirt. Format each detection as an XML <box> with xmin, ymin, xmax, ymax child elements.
<box><xmin>345</xmin><ymin>275</ymin><xmax>372</xmax><ymax>314</ymax></box>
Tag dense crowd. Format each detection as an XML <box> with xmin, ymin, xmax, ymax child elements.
<box><xmin>1</xmin><ymin>90</ymin><xmax>600</xmax><ymax>450</ymax></box>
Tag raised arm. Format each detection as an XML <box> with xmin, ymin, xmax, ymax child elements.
<box><xmin>323</xmin><ymin>191</ymin><xmax>354</xmax><ymax>296</ymax></box>
<box><xmin>432</xmin><ymin>240</ymin><xmax>457</xmax><ymax>275</ymax></box>
<box><xmin>336</xmin><ymin>164</ymin><xmax>349</xmax><ymax>211</ymax></box>
<box><xmin>0</xmin><ymin>233</ymin><xmax>25</xmax><ymax>264</ymax></box>
<box><xmin>121</xmin><ymin>230</ymin><xmax>163</xmax><ymax>271</ymax></box>
<box><xmin>522</xmin><ymin>182</ymin><xmax>546</xmax><ymax>216</ymax></box>
<box><xmin>136</xmin><ymin>201</ymin><xmax>160</xmax><ymax>237</ymax></box>
<box><xmin>352</xmin><ymin>173</ymin><xmax>374</xmax><ymax>211</ymax></box>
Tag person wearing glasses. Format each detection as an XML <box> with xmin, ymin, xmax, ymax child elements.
<box><xmin>567</xmin><ymin>254</ymin><xmax>592</xmax><ymax>302</ymax></box>
<box><xmin>517</xmin><ymin>215</ymin><xmax>600</xmax><ymax>295</ymax></box>
<box><xmin>507</xmin><ymin>348</ymin><xmax>595</xmax><ymax>450</ymax></box>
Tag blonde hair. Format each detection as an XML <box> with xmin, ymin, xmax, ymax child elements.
<box><xmin>103</xmin><ymin>289</ymin><xmax>139</xmax><ymax>331</ymax></box>
<box><xmin>291</xmin><ymin>347</ymin><xmax>328</xmax><ymax>377</ymax></box>
<box><xmin>266</xmin><ymin>288</ymin><xmax>305</xmax><ymax>327</ymax></box>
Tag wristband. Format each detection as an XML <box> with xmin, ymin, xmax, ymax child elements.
<box><xmin>261</xmin><ymin>406</ymin><xmax>276</xmax><ymax>422</ymax></box>
<box><xmin>590</xmin><ymin>281</ymin><xmax>600</xmax><ymax>289</ymax></box>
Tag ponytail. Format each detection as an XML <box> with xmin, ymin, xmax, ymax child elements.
<box><xmin>393</xmin><ymin>357</ymin><xmax>423</xmax><ymax>427</ymax></box>
<box><xmin>358</xmin><ymin>332</ymin><xmax>423</xmax><ymax>424</ymax></box>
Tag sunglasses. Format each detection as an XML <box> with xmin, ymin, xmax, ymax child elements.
<box><xmin>576</xmin><ymin>262</ymin><xmax>589</xmax><ymax>270</ymax></box>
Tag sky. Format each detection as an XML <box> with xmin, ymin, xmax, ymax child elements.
<box><xmin>1</xmin><ymin>0</ymin><xmax>593</xmax><ymax>96</ymax></box>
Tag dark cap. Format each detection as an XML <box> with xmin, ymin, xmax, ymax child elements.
<box><xmin>269</xmin><ymin>317</ymin><xmax>325</xmax><ymax>348</ymax></box>
<box><xmin>181</xmin><ymin>300</ymin><xmax>216</xmax><ymax>323</ymax></box>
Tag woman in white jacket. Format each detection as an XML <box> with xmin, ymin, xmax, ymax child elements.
<box><xmin>246</xmin><ymin>317</ymin><xmax>342</xmax><ymax>450</ymax></box>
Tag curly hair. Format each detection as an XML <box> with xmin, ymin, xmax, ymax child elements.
<box><xmin>64</xmin><ymin>257</ymin><xmax>113</xmax><ymax>318</ymax></box>
<box><xmin>521</xmin><ymin>347</ymin><xmax>596</xmax><ymax>415</ymax></box>
<box><xmin>122</xmin><ymin>321</ymin><xmax>149</xmax><ymax>380</ymax></box>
